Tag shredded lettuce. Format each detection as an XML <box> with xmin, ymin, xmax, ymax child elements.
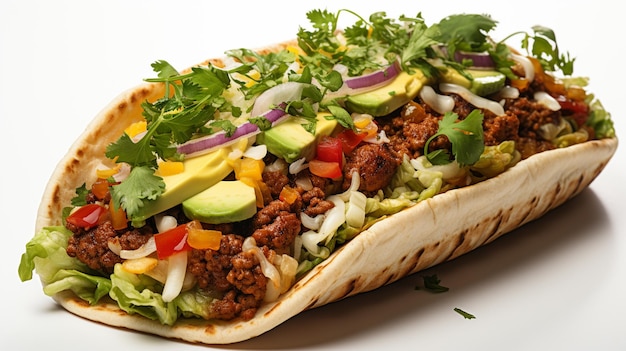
<box><xmin>19</xmin><ymin>226</ymin><xmax>214</xmax><ymax>325</ymax></box>
<box><xmin>586</xmin><ymin>97</ymin><xmax>615</xmax><ymax>139</ymax></box>
<box><xmin>470</xmin><ymin>140</ymin><xmax>520</xmax><ymax>179</ymax></box>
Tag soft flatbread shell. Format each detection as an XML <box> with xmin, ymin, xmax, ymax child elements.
<box><xmin>34</xmin><ymin>45</ymin><xmax>618</xmax><ymax>344</ymax></box>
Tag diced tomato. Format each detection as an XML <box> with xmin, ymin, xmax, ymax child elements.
<box><xmin>91</xmin><ymin>178</ymin><xmax>110</xmax><ymax>200</ymax></box>
<box><xmin>309</xmin><ymin>159</ymin><xmax>342</xmax><ymax>179</ymax></box>
<box><xmin>187</xmin><ymin>224</ymin><xmax>222</xmax><ymax>251</ymax></box>
<box><xmin>66</xmin><ymin>204</ymin><xmax>107</xmax><ymax>229</ymax></box>
<box><xmin>336</xmin><ymin>129</ymin><xmax>367</xmax><ymax>154</ymax></box>
<box><xmin>109</xmin><ymin>200</ymin><xmax>128</xmax><ymax>231</ymax></box>
<box><xmin>316</xmin><ymin>136</ymin><xmax>344</xmax><ymax>165</ymax></box>
<box><xmin>154</xmin><ymin>223</ymin><xmax>192</xmax><ymax>260</ymax></box>
<box><xmin>279</xmin><ymin>186</ymin><xmax>299</xmax><ymax>204</ymax></box>
<box><xmin>557</xmin><ymin>96</ymin><xmax>590</xmax><ymax>127</ymax></box>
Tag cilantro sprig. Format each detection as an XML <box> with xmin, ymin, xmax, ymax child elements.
<box><xmin>416</xmin><ymin>274</ymin><xmax>450</xmax><ymax>293</ymax></box>
<box><xmin>424</xmin><ymin>110</ymin><xmax>485</xmax><ymax>166</ymax></box>
<box><xmin>499</xmin><ymin>25</ymin><xmax>576</xmax><ymax>76</ymax></box>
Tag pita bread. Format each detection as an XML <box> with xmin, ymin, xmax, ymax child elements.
<box><xmin>34</xmin><ymin>44</ymin><xmax>618</xmax><ymax>344</ymax></box>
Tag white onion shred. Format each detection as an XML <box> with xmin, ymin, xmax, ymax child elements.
<box><xmin>107</xmin><ymin>238</ymin><xmax>122</xmax><ymax>256</ymax></box>
<box><xmin>274</xmin><ymin>254</ymin><xmax>298</xmax><ymax>294</ymax></box>
<box><xmin>534</xmin><ymin>91</ymin><xmax>561</xmax><ymax>111</ymax></box>
<box><xmin>289</xmin><ymin>157</ymin><xmax>308</xmax><ymax>175</ymax></box>
<box><xmin>510</xmin><ymin>54</ymin><xmax>535</xmax><ymax>82</ymax></box>
<box><xmin>337</xmin><ymin>171</ymin><xmax>361</xmax><ymax>201</ymax></box>
<box><xmin>439</xmin><ymin>83</ymin><xmax>505</xmax><ymax>116</ymax></box>
<box><xmin>155</xmin><ymin>215</ymin><xmax>178</xmax><ymax>233</ymax></box>
<box><xmin>419</xmin><ymin>85</ymin><xmax>455</xmax><ymax>114</ymax></box>
<box><xmin>161</xmin><ymin>251</ymin><xmax>188</xmax><ymax>302</ymax></box>
<box><xmin>294</xmin><ymin>173</ymin><xmax>313</xmax><ymax>191</ymax></box>
<box><xmin>228</xmin><ymin>148</ymin><xmax>244</xmax><ymax>160</ymax></box>
<box><xmin>498</xmin><ymin>86</ymin><xmax>520</xmax><ymax>99</ymax></box>
<box><xmin>300</xmin><ymin>212</ymin><xmax>325</xmax><ymax>230</ymax></box>
<box><xmin>364</xmin><ymin>130</ymin><xmax>390</xmax><ymax>144</ymax></box>
<box><xmin>292</xmin><ymin>235</ymin><xmax>303</xmax><ymax>262</ymax></box>
<box><xmin>144</xmin><ymin>260</ymin><xmax>196</xmax><ymax>291</ymax></box>
<box><xmin>265</xmin><ymin>158</ymin><xmax>287</xmax><ymax>173</ymax></box>
<box><xmin>120</xmin><ymin>237</ymin><xmax>156</xmax><ymax>260</ymax></box>
<box><xmin>345</xmin><ymin>191</ymin><xmax>367</xmax><ymax>228</ymax></box>
<box><xmin>251</xmin><ymin>82</ymin><xmax>307</xmax><ymax>119</ymax></box>
<box><xmin>243</xmin><ymin>237</ymin><xmax>282</xmax><ymax>302</ymax></box>
<box><xmin>243</xmin><ymin>144</ymin><xmax>268</xmax><ymax>160</ymax></box>
<box><xmin>410</xmin><ymin>156</ymin><xmax>466</xmax><ymax>181</ymax></box>
<box><xmin>301</xmin><ymin>195</ymin><xmax>346</xmax><ymax>257</ymax></box>
<box><xmin>112</xmin><ymin>163</ymin><xmax>131</xmax><ymax>183</ymax></box>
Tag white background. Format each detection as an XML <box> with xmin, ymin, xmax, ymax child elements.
<box><xmin>1</xmin><ymin>1</ymin><xmax>624</xmax><ymax>350</ymax></box>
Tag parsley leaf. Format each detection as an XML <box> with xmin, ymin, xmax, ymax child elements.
<box><xmin>110</xmin><ymin>166</ymin><xmax>165</xmax><ymax>215</ymax></box>
<box><xmin>424</xmin><ymin>110</ymin><xmax>485</xmax><ymax>166</ymax></box>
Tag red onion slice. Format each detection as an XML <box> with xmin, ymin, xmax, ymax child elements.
<box><xmin>176</xmin><ymin>106</ymin><xmax>287</xmax><ymax>156</ymax></box>
<box><xmin>454</xmin><ymin>51</ymin><xmax>495</xmax><ymax>69</ymax></box>
<box><xmin>344</xmin><ymin>60</ymin><xmax>401</xmax><ymax>89</ymax></box>
<box><xmin>323</xmin><ymin>60</ymin><xmax>402</xmax><ymax>102</ymax></box>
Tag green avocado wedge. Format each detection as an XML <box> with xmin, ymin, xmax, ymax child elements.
<box><xmin>345</xmin><ymin>70</ymin><xmax>428</xmax><ymax>117</ymax></box>
<box><xmin>182</xmin><ymin>180</ymin><xmax>257</xmax><ymax>224</ymax></box>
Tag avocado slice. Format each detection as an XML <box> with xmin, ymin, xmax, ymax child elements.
<box><xmin>256</xmin><ymin>112</ymin><xmax>338</xmax><ymax>163</ymax></box>
<box><xmin>345</xmin><ymin>70</ymin><xmax>428</xmax><ymax>117</ymax></box>
<box><xmin>182</xmin><ymin>180</ymin><xmax>257</xmax><ymax>224</ymax></box>
<box><xmin>132</xmin><ymin>148</ymin><xmax>233</xmax><ymax>224</ymax></box>
<box><xmin>440</xmin><ymin>68</ymin><xmax>506</xmax><ymax>96</ymax></box>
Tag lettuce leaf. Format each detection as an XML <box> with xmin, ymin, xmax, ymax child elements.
<box><xmin>18</xmin><ymin>226</ymin><xmax>111</xmax><ymax>304</ymax></box>
<box><xmin>109</xmin><ymin>264</ymin><xmax>214</xmax><ymax>325</ymax></box>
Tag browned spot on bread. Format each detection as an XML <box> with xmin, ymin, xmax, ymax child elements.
<box><xmin>204</xmin><ymin>323</ymin><xmax>216</xmax><ymax>335</ymax></box>
<box><xmin>486</xmin><ymin>210</ymin><xmax>504</xmax><ymax>242</ymax></box>
<box><xmin>262</xmin><ymin>300</ymin><xmax>283</xmax><ymax>318</ymax></box>
<box><xmin>117</xmin><ymin>101</ymin><xmax>128</xmax><ymax>113</ymax></box>
<box><xmin>305</xmin><ymin>297</ymin><xmax>319</xmax><ymax>310</ymax></box>
<box><xmin>411</xmin><ymin>247</ymin><xmax>425</xmax><ymax>271</ymax></box>
<box><xmin>574</xmin><ymin>174</ymin><xmax>585</xmax><ymax>194</ymax></box>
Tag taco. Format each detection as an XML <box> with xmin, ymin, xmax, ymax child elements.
<box><xmin>19</xmin><ymin>9</ymin><xmax>617</xmax><ymax>344</ymax></box>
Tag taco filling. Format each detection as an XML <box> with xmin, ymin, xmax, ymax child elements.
<box><xmin>20</xmin><ymin>9</ymin><xmax>614</xmax><ymax>325</ymax></box>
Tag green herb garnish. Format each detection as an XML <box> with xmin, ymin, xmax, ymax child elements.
<box><xmin>424</xmin><ymin>110</ymin><xmax>485</xmax><ymax>166</ymax></box>
<box><xmin>417</xmin><ymin>274</ymin><xmax>450</xmax><ymax>293</ymax></box>
<box><xmin>454</xmin><ymin>307</ymin><xmax>476</xmax><ymax>319</ymax></box>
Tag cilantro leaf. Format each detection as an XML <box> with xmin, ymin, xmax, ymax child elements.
<box><xmin>150</xmin><ymin>60</ymin><xmax>179</xmax><ymax>79</ymax></box>
<box><xmin>436</xmin><ymin>14</ymin><xmax>497</xmax><ymax>53</ymax></box>
<box><xmin>70</xmin><ymin>183</ymin><xmax>89</xmax><ymax>207</ymax></box>
<box><xmin>425</xmin><ymin>110</ymin><xmax>485</xmax><ymax>166</ymax></box>
<box><xmin>326</xmin><ymin>104</ymin><xmax>354</xmax><ymax>130</ymax></box>
<box><xmin>106</xmin><ymin>132</ymin><xmax>159</xmax><ymax>168</ymax></box>
<box><xmin>401</xmin><ymin>22</ymin><xmax>440</xmax><ymax>69</ymax></box>
<box><xmin>209</xmin><ymin>119</ymin><xmax>237</xmax><ymax>137</ymax></box>
<box><xmin>416</xmin><ymin>274</ymin><xmax>450</xmax><ymax>293</ymax></box>
<box><xmin>528</xmin><ymin>25</ymin><xmax>575</xmax><ymax>75</ymax></box>
<box><xmin>110</xmin><ymin>166</ymin><xmax>165</xmax><ymax>216</ymax></box>
<box><xmin>454</xmin><ymin>307</ymin><xmax>476</xmax><ymax>319</ymax></box>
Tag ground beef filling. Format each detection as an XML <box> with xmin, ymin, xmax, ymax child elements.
<box><xmin>188</xmin><ymin>234</ymin><xmax>267</xmax><ymax>321</ymax></box>
<box><xmin>381</xmin><ymin>93</ymin><xmax>562</xmax><ymax>162</ymax></box>
<box><xmin>65</xmin><ymin>80</ymin><xmax>581</xmax><ymax>321</ymax></box>
<box><xmin>342</xmin><ymin>143</ymin><xmax>401</xmax><ymax>196</ymax></box>
<box><xmin>66</xmin><ymin>221</ymin><xmax>152</xmax><ymax>275</ymax></box>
